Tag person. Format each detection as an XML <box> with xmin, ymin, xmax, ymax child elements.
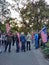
<box><xmin>26</xmin><ymin>32</ymin><xmax>31</xmax><ymax>51</ymax></box>
<box><xmin>0</xmin><ymin>30</ymin><xmax>2</xmax><ymax>53</ymax></box>
<box><xmin>12</xmin><ymin>33</ymin><xmax>15</xmax><ymax>46</ymax></box>
<box><xmin>4</xmin><ymin>32</ymin><xmax>12</xmax><ymax>53</ymax></box>
<box><xmin>34</xmin><ymin>32</ymin><xmax>39</xmax><ymax>49</ymax></box>
<box><xmin>40</xmin><ymin>25</ymin><xmax>47</xmax><ymax>47</ymax></box>
<box><xmin>48</xmin><ymin>33</ymin><xmax>49</xmax><ymax>41</ymax></box>
<box><xmin>20</xmin><ymin>32</ymin><xmax>26</xmax><ymax>52</ymax></box>
<box><xmin>15</xmin><ymin>31</ymin><xmax>20</xmax><ymax>53</ymax></box>
<box><xmin>31</xmin><ymin>31</ymin><xmax>34</xmax><ymax>44</ymax></box>
<box><xmin>38</xmin><ymin>33</ymin><xmax>41</xmax><ymax>47</ymax></box>
<box><xmin>2</xmin><ymin>32</ymin><xmax>6</xmax><ymax>45</ymax></box>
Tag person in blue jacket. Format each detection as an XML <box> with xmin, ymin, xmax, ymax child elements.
<box><xmin>20</xmin><ymin>32</ymin><xmax>26</xmax><ymax>52</ymax></box>
<box><xmin>34</xmin><ymin>32</ymin><xmax>39</xmax><ymax>49</ymax></box>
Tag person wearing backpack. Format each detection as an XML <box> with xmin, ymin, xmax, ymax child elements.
<box><xmin>20</xmin><ymin>32</ymin><xmax>26</xmax><ymax>52</ymax></box>
<box><xmin>4</xmin><ymin>32</ymin><xmax>12</xmax><ymax>53</ymax></box>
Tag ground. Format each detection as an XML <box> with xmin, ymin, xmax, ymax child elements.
<box><xmin>0</xmin><ymin>44</ymin><xmax>49</xmax><ymax>65</ymax></box>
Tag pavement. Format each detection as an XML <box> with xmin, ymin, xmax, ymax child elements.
<box><xmin>0</xmin><ymin>44</ymin><xmax>49</xmax><ymax>65</ymax></box>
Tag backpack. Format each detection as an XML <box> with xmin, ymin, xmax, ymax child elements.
<box><xmin>7</xmin><ymin>35</ymin><xmax>12</xmax><ymax>42</ymax></box>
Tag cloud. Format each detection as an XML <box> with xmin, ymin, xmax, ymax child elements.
<box><xmin>45</xmin><ymin>0</ymin><xmax>49</xmax><ymax>4</ymax></box>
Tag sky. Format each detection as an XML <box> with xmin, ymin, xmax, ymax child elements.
<box><xmin>46</xmin><ymin>0</ymin><xmax>49</xmax><ymax>4</ymax></box>
<box><xmin>6</xmin><ymin>0</ymin><xmax>49</xmax><ymax>5</ymax></box>
<box><xmin>6</xmin><ymin>0</ymin><xmax>49</xmax><ymax>21</ymax></box>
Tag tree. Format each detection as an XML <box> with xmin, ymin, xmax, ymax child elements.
<box><xmin>20</xmin><ymin>0</ymin><xmax>49</xmax><ymax>32</ymax></box>
<box><xmin>0</xmin><ymin>0</ymin><xmax>11</xmax><ymax>23</ymax></box>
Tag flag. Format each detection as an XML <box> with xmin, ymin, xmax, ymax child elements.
<box><xmin>41</xmin><ymin>27</ymin><xmax>47</xmax><ymax>43</ymax></box>
<box><xmin>6</xmin><ymin>23</ymin><xmax>11</xmax><ymax>33</ymax></box>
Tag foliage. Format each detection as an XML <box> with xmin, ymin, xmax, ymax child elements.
<box><xmin>45</xmin><ymin>41</ymin><xmax>49</xmax><ymax>48</ymax></box>
<box><xmin>0</xmin><ymin>0</ymin><xmax>49</xmax><ymax>33</ymax></box>
<box><xmin>11</xmin><ymin>26</ymin><xmax>18</xmax><ymax>33</ymax></box>
<box><xmin>41</xmin><ymin>41</ymin><xmax>49</xmax><ymax>58</ymax></box>
<box><xmin>0</xmin><ymin>22</ymin><xmax>6</xmax><ymax>32</ymax></box>
<box><xmin>20</xmin><ymin>0</ymin><xmax>49</xmax><ymax>31</ymax></box>
<box><xmin>43</xmin><ymin>48</ymin><xmax>49</xmax><ymax>57</ymax></box>
<box><xmin>41</xmin><ymin>46</ymin><xmax>45</xmax><ymax>49</ymax></box>
<box><xmin>0</xmin><ymin>0</ymin><xmax>11</xmax><ymax>19</ymax></box>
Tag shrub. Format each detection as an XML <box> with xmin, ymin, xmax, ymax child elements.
<box><xmin>43</xmin><ymin>48</ymin><xmax>49</xmax><ymax>58</ymax></box>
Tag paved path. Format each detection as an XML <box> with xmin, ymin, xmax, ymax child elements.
<box><xmin>0</xmin><ymin>44</ymin><xmax>49</xmax><ymax>65</ymax></box>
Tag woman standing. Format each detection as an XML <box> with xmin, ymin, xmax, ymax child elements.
<box><xmin>26</xmin><ymin>32</ymin><xmax>31</xmax><ymax>51</ymax></box>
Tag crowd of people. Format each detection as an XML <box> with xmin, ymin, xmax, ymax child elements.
<box><xmin>0</xmin><ymin>30</ymin><xmax>49</xmax><ymax>53</ymax></box>
<box><xmin>0</xmin><ymin>31</ymin><xmax>32</xmax><ymax>53</ymax></box>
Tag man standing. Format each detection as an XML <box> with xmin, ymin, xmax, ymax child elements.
<box><xmin>34</xmin><ymin>32</ymin><xmax>39</xmax><ymax>49</ymax></box>
<box><xmin>40</xmin><ymin>25</ymin><xmax>47</xmax><ymax>47</ymax></box>
<box><xmin>12</xmin><ymin>33</ymin><xmax>15</xmax><ymax>46</ymax></box>
<box><xmin>4</xmin><ymin>32</ymin><xmax>12</xmax><ymax>53</ymax></box>
<box><xmin>0</xmin><ymin>30</ymin><xmax>2</xmax><ymax>53</ymax></box>
<box><xmin>15</xmin><ymin>31</ymin><xmax>20</xmax><ymax>53</ymax></box>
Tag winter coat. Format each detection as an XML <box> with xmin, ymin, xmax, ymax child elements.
<box><xmin>20</xmin><ymin>34</ymin><xmax>26</xmax><ymax>43</ymax></box>
<box><xmin>6</xmin><ymin>35</ymin><xmax>12</xmax><ymax>43</ymax></box>
<box><xmin>34</xmin><ymin>33</ymin><xmax>39</xmax><ymax>41</ymax></box>
<box><xmin>15</xmin><ymin>34</ymin><xmax>19</xmax><ymax>43</ymax></box>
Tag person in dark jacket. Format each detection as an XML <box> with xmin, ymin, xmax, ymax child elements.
<box><xmin>15</xmin><ymin>31</ymin><xmax>20</xmax><ymax>53</ymax></box>
<box><xmin>38</xmin><ymin>33</ymin><xmax>41</xmax><ymax>47</ymax></box>
<box><xmin>20</xmin><ymin>32</ymin><xmax>26</xmax><ymax>52</ymax></box>
<box><xmin>0</xmin><ymin>30</ymin><xmax>2</xmax><ymax>53</ymax></box>
<box><xmin>48</xmin><ymin>33</ymin><xmax>49</xmax><ymax>41</ymax></box>
<box><xmin>12</xmin><ymin>33</ymin><xmax>15</xmax><ymax>46</ymax></box>
<box><xmin>4</xmin><ymin>32</ymin><xmax>12</xmax><ymax>53</ymax></box>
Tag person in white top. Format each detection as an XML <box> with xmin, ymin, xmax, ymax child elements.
<box><xmin>26</xmin><ymin>32</ymin><xmax>32</xmax><ymax>51</ymax></box>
